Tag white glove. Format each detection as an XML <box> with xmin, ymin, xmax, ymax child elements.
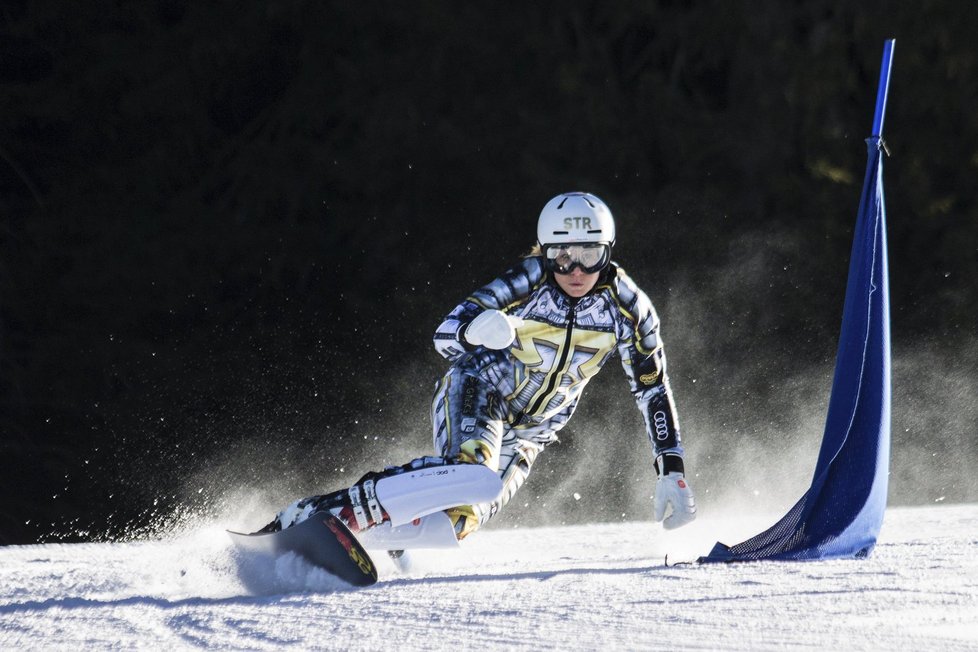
<box><xmin>464</xmin><ymin>310</ymin><xmax>524</xmax><ymax>350</ymax></box>
<box><xmin>653</xmin><ymin>472</ymin><xmax>697</xmax><ymax>530</ymax></box>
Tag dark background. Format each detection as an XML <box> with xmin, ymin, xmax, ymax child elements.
<box><xmin>2</xmin><ymin>1</ymin><xmax>976</xmax><ymax>545</ymax></box>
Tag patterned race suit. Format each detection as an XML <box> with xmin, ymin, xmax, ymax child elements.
<box><xmin>431</xmin><ymin>255</ymin><xmax>684</xmax><ymax>538</ymax></box>
<box><xmin>266</xmin><ymin>255</ymin><xmax>685</xmax><ymax>541</ymax></box>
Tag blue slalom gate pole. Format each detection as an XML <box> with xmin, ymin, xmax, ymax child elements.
<box><xmin>872</xmin><ymin>40</ymin><xmax>895</xmax><ymax>138</ymax></box>
<box><xmin>700</xmin><ymin>40</ymin><xmax>895</xmax><ymax>562</ymax></box>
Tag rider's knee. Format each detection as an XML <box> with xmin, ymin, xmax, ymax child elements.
<box><xmin>456</xmin><ymin>438</ymin><xmax>500</xmax><ymax>471</ymax></box>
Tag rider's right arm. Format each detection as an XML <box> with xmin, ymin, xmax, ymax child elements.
<box><xmin>433</xmin><ymin>256</ymin><xmax>546</xmax><ymax>361</ymax></box>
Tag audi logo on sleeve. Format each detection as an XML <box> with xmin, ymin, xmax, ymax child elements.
<box><xmin>653</xmin><ymin>411</ymin><xmax>670</xmax><ymax>440</ymax></box>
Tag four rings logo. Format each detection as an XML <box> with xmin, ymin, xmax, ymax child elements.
<box><xmin>639</xmin><ymin>372</ymin><xmax>658</xmax><ymax>385</ymax></box>
<box><xmin>653</xmin><ymin>411</ymin><xmax>669</xmax><ymax>440</ymax></box>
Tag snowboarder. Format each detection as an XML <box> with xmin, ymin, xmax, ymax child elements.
<box><xmin>260</xmin><ymin>192</ymin><xmax>696</xmax><ymax>548</ymax></box>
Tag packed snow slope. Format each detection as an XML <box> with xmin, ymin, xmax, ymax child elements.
<box><xmin>1</xmin><ymin>504</ymin><xmax>976</xmax><ymax>651</ymax></box>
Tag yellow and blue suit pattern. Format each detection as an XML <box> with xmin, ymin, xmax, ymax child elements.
<box><xmin>429</xmin><ymin>256</ymin><xmax>684</xmax><ymax>539</ymax></box>
<box><xmin>433</xmin><ymin>256</ymin><xmax>681</xmax><ymax>457</ymax></box>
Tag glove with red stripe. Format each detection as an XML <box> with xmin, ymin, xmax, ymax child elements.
<box><xmin>653</xmin><ymin>454</ymin><xmax>697</xmax><ymax>530</ymax></box>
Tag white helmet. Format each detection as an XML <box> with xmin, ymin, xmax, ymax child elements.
<box><xmin>537</xmin><ymin>192</ymin><xmax>616</xmax><ymax>247</ymax></box>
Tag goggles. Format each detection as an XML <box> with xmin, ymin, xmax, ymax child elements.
<box><xmin>544</xmin><ymin>243</ymin><xmax>611</xmax><ymax>274</ymax></box>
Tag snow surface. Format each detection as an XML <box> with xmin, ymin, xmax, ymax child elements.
<box><xmin>2</xmin><ymin>504</ymin><xmax>976</xmax><ymax>651</ymax></box>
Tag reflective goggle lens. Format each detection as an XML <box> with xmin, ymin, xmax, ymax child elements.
<box><xmin>544</xmin><ymin>244</ymin><xmax>610</xmax><ymax>274</ymax></box>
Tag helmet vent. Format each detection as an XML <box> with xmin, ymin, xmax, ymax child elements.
<box><xmin>587</xmin><ymin>229</ymin><xmax>603</xmax><ymax>234</ymax></box>
<box><xmin>557</xmin><ymin>197</ymin><xmax>569</xmax><ymax>209</ymax></box>
<box><xmin>581</xmin><ymin>196</ymin><xmax>596</xmax><ymax>208</ymax></box>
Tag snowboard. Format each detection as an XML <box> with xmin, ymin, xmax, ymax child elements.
<box><xmin>228</xmin><ymin>511</ymin><xmax>378</xmax><ymax>587</ymax></box>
